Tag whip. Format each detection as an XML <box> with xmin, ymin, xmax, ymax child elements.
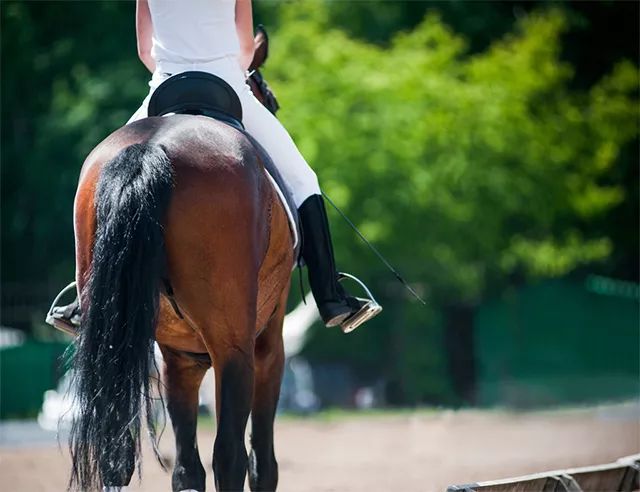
<box><xmin>322</xmin><ymin>191</ymin><xmax>427</xmax><ymax>305</ymax></box>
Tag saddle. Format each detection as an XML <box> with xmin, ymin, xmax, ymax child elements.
<box><xmin>148</xmin><ymin>71</ymin><xmax>244</xmax><ymax>130</ymax></box>
<box><xmin>147</xmin><ymin>71</ymin><xmax>300</xmax><ymax>254</ymax></box>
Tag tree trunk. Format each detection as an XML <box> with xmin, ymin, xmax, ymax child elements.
<box><xmin>444</xmin><ymin>304</ymin><xmax>477</xmax><ymax>406</ymax></box>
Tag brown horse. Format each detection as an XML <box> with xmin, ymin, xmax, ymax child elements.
<box><xmin>69</xmin><ymin>42</ymin><xmax>293</xmax><ymax>492</ymax></box>
<box><xmin>247</xmin><ymin>25</ymin><xmax>280</xmax><ymax>114</ymax></box>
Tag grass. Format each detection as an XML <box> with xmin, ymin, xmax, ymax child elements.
<box><xmin>196</xmin><ymin>406</ymin><xmax>443</xmax><ymax>428</ymax></box>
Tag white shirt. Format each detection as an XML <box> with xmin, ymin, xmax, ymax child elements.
<box><xmin>148</xmin><ymin>0</ymin><xmax>240</xmax><ymax>70</ymax></box>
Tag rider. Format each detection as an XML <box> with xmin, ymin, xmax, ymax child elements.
<box><xmin>48</xmin><ymin>0</ymin><xmax>379</xmax><ymax>332</ymax></box>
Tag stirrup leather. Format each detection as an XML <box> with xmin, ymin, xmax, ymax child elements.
<box><xmin>45</xmin><ymin>281</ymin><xmax>79</xmax><ymax>336</ymax></box>
<box><xmin>337</xmin><ymin>272</ymin><xmax>382</xmax><ymax>333</ymax></box>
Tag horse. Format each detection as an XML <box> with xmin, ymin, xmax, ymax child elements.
<box><xmin>247</xmin><ymin>25</ymin><xmax>280</xmax><ymax>115</ymax></box>
<box><xmin>68</xmin><ymin>33</ymin><xmax>294</xmax><ymax>492</ymax></box>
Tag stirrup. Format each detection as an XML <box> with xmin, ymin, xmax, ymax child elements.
<box><xmin>337</xmin><ymin>272</ymin><xmax>382</xmax><ymax>333</ymax></box>
<box><xmin>45</xmin><ymin>281</ymin><xmax>79</xmax><ymax>336</ymax></box>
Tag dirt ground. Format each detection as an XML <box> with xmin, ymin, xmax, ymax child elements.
<box><xmin>1</xmin><ymin>403</ymin><xmax>638</xmax><ymax>491</ymax></box>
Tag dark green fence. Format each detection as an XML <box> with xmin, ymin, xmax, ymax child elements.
<box><xmin>0</xmin><ymin>341</ymin><xmax>69</xmax><ymax>419</ymax></box>
<box><xmin>475</xmin><ymin>277</ymin><xmax>640</xmax><ymax>407</ymax></box>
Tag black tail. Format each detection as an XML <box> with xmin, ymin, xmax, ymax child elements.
<box><xmin>69</xmin><ymin>143</ymin><xmax>173</xmax><ymax>490</ymax></box>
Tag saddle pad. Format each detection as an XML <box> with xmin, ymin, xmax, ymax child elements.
<box><xmin>240</xmin><ymin>131</ymin><xmax>300</xmax><ymax>262</ymax></box>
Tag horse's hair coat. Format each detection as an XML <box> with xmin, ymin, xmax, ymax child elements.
<box><xmin>69</xmin><ymin>143</ymin><xmax>173</xmax><ymax>490</ymax></box>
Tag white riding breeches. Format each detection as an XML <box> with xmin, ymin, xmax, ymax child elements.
<box><xmin>128</xmin><ymin>55</ymin><xmax>320</xmax><ymax>208</ymax></box>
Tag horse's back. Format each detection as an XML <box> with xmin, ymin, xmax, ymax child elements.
<box><xmin>81</xmin><ymin>115</ymin><xmax>258</xmax><ymax>181</ymax></box>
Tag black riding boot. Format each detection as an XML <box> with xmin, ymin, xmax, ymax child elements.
<box><xmin>298</xmin><ymin>194</ymin><xmax>363</xmax><ymax>327</ymax></box>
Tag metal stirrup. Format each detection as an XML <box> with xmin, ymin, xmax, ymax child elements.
<box><xmin>337</xmin><ymin>272</ymin><xmax>382</xmax><ymax>333</ymax></box>
<box><xmin>45</xmin><ymin>281</ymin><xmax>77</xmax><ymax>325</ymax></box>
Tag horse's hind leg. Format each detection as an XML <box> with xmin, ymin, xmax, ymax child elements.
<box><xmin>160</xmin><ymin>345</ymin><xmax>208</xmax><ymax>492</ymax></box>
<box><xmin>210</xmin><ymin>343</ymin><xmax>255</xmax><ymax>492</ymax></box>
<box><xmin>248</xmin><ymin>297</ymin><xmax>287</xmax><ymax>491</ymax></box>
<box><xmin>199</xmin><ymin>300</ymin><xmax>256</xmax><ymax>491</ymax></box>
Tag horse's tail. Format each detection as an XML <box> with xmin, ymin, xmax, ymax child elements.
<box><xmin>69</xmin><ymin>143</ymin><xmax>173</xmax><ymax>491</ymax></box>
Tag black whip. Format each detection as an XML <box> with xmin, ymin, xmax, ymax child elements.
<box><xmin>322</xmin><ymin>191</ymin><xmax>427</xmax><ymax>305</ymax></box>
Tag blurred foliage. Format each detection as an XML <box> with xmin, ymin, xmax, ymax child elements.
<box><xmin>269</xmin><ymin>3</ymin><xmax>637</xmax><ymax>302</ymax></box>
<box><xmin>1</xmin><ymin>1</ymin><xmax>638</xmax><ymax>405</ymax></box>
<box><xmin>1</xmin><ymin>2</ymin><xmax>145</xmax><ymax>284</ymax></box>
<box><xmin>269</xmin><ymin>2</ymin><xmax>638</xmax><ymax>404</ymax></box>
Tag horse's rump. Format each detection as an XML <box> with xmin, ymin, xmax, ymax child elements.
<box><xmin>77</xmin><ymin>115</ymin><xmax>293</xmax><ymax>339</ymax></box>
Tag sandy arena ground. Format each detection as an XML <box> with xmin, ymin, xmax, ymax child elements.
<box><xmin>1</xmin><ymin>403</ymin><xmax>638</xmax><ymax>491</ymax></box>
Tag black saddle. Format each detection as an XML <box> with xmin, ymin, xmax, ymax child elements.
<box><xmin>147</xmin><ymin>71</ymin><xmax>244</xmax><ymax>130</ymax></box>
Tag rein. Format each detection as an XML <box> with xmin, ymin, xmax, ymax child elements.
<box><xmin>247</xmin><ymin>69</ymin><xmax>280</xmax><ymax>115</ymax></box>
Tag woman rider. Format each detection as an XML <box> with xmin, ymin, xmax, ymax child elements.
<box><xmin>49</xmin><ymin>0</ymin><xmax>378</xmax><ymax>331</ymax></box>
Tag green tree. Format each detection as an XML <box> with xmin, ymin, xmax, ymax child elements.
<box><xmin>265</xmin><ymin>3</ymin><xmax>638</xmax><ymax>403</ymax></box>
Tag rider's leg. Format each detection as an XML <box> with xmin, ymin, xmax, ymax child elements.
<box><xmin>297</xmin><ymin>194</ymin><xmax>363</xmax><ymax>326</ymax></box>
<box><xmin>236</xmin><ymin>86</ymin><xmax>364</xmax><ymax>326</ymax></box>
<box><xmin>126</xmin><ymin>96</ymin><xmax>151</xmax><ymax>124</ymax></box>
<box><xmin>237</xmin><ymin>88</ymin><xmax>320</xmax><ymax>208</ymax></box>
